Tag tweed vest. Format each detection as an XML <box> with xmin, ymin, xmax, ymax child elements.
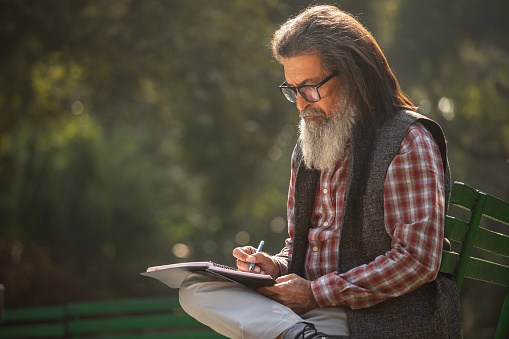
<box><xmin>289</xmin><ymin>111</ymin><xmax>462</xmax><ymax>338</ymax></box>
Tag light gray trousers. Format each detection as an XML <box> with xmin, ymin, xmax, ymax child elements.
<box><xmin>179</xmin><ymin>272</ymin><xmax>349</xmax><ymax>339</ymax></box>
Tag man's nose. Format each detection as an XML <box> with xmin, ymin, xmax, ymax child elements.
<box><xmin>295</xmin><ymin>92</ymin><xmax>310</xmax><ymax>111</ymax></box>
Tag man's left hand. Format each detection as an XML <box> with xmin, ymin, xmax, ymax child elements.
<box><xmin>257</xmin><ymin>273</ymin><xmax>318</xmax><ymax>315</ymax></box>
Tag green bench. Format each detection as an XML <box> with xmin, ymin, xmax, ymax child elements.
<box><xmin>0</xmin><ymin>181</ymin><xmax>507</xmax><ymax>338</ymax></box>
<box><xmin>439</xmin><ymin>181</ymin><xmax>509</xmax><ymax>339</ymax></box>
<box><xmin>0</xmin><ymin>296</ymin><xmax>225</xmax><ymax>338</ymax></box>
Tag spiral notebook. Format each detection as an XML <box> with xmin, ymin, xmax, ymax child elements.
<box><xmin>140</xmin><ymin>261</ymin><xmax>276</xmax><ymax>289</ymax></box>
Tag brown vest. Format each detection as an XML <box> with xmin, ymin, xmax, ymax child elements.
<box><xmin>289</xmin><ymin>111</ymin><xmax>462</xmax><ymax>338</ymax></box>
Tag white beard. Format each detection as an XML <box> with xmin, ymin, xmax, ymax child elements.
<box><xmin>299</xmin><ymin>102</ymin><xmax>357</xmax><ymax>171</ymax></box>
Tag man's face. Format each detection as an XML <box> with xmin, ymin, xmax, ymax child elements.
<box><xmin>282</xmin><ymin>54</ymin><xmax>340</xmax><ymax>119</ymax></box>
<box><xmin>283</xmin><ymin>54</ymin><xmax>356</xmax><ymax>171</ymax></box>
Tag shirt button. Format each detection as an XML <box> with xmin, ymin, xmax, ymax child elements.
<box><xmin>323</xmin><ymin>222</ymin><xmax>329</xmax><ymax>227</ymax></box>
<box><xmin>323</xmin><ymin>188</ymin><xmax>328</xmax><ymax>194</ymax></box>
<box><xmin>331</xmin><ymin>302</ymin><xmax>337</xmax><ymax>306</ymax></box>
<box><xmin>312</xmin><ymin>246</ymin><xmax>319</xmax><ymax>252</ymax></box>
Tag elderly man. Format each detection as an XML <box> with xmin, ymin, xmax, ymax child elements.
<box><xmin>179</xmin><ymin>5</ymin><xmax>462</xmax><ymax>339</ymax></box>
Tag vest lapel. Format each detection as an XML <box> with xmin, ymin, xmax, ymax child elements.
<box><xmin>289</xmin><ymin>141</ymin><xmax>320</xmax><ymax>277</ymax></box>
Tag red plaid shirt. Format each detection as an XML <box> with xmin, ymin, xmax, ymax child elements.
<box><xmin>275</xmin><ymin>122</ymin><xmax>445</xmax><ymax>309</ymax></box>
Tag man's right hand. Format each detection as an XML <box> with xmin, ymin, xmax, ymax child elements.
<box><xmin>232</xmin><ymin>246</ymin><xmax>280</xmax><ymax>279</ymax></box>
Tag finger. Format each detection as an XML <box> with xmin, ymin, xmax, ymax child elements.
<box><xmin>236</xmin><ymin>258</ymin><xmax>250</xmax><ymax>271</ymax></box>
<box><xmin>237</xmin><ymin>259</ymin><xmax>264</xmax><ymax>273</ymax></box>
<box><xmin>247</xmin><ymin>264</ymin><xmax>261</xmax><ymax>273</ymax></box>
<box><xmin>275</xmin><ymin>274</ymin><xmax>295</xmax><ymax>283</ymax></box>
<box><xmin>248</xmin><ymin>252</ymin><xmax>271</xmax><ymax>265</ymax></box>
<box><xmin>232</xmin><ymin>246</ymin><xmax>255</xmax><ymax>261</ymax></box>
<box><xmin>232</xmin><ymin>247</ymin><xmax>247</xmax><ymax>261</ymax></box>
<box><xmin>243</xmin><ymin>246</ymin><xmax>257</xmax><ymax>255</ymax></box>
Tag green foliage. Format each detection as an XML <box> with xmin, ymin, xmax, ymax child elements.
<box><xmin>0</xmin><ymin>1</ymin><xmax>507</xmax><ymax>337</ymax></box>
<box><xmin>385</xmin><ymin>0</ymin><xmax>509</xmax><ymax>198</ymax></box>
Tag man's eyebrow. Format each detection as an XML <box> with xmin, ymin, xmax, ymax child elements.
<box><xmin>286</xmin><ymin>77</ymin><xmax>319</xmax><ymax>87</ymax></box>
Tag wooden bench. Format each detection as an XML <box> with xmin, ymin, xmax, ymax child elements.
<box><xmin>0</xmin><ymin>296</ymin><xmax>226</xmax><ymax>338</ymax></box>
<box><xmin>0</xmin><ymin>181</ymin><xmax>507</xmax><ymax>338</ymax></box>
<box><xmin>439</xmin><ymin>181</ymin><xmax>509</xmax><ymax>339</ymax></box>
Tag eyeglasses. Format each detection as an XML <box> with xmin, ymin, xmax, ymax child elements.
<box><xmin>279</xmin><ymin>71</ymin><xmax>338</xmax><ymax>103</ymax></box>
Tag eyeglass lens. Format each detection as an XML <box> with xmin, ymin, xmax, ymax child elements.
<box><xmin>281</xmin><ymin>86</ymin><xmax>320</xmax><ymax>103</ymax></box>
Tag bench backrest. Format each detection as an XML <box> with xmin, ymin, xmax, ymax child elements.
<box><xmin>439</xmin><ymin>181</ymin><xmax>509</xmax><ymax>339</ymax></box>
<box><xmin>0</xmin><ymin>296</ymin><xmax>225</xmax><ymax>338</ymax></box>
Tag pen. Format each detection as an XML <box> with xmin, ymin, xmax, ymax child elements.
<box><xmin>249</xmin><ymin>240</ymin><xmax>264</xmax><ymax>272</ymax></box>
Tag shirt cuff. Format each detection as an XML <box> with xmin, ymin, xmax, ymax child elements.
<box><xmin>272</xmin><ymin>256</ymin><xmax>290</xmax><ymax>277</ymax></box>
<box><xmin>311</xmin><ymin>273</ymin><xmax>346</xmax><ymax>308</ymax></box>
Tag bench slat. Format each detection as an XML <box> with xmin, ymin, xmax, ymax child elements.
<box><xmin>440</xmin><ymin>251</ymin><xmax>459</xmax><ymax>275</ymax></box>
<box><xmin>85</xmin><ymin>330</ymin><xmax>226</xmax><ymax>339</ymax></box>
<box><xmin>68</xmin><ymin>313</ymin><xmax>202</xmax><ymax>335</ymax></box>
<box><xmin>444</xmin><ymin>216</ymin><xmax>468</xmax><ymax>242</ymax></box>
<box><xmin>449</xmin><ymin>182</ymin><xmax>478</xmax><ymax>210</ymax></box>
<box><xmin>483</xmin><ymin>193</ymin><xmax>509</xmax><ymax>224</ymax></box>
<box><xmin>465</xmin><ymin>257</ymin><xmax>509</xmax><ymax>286</ymax></box>
<box><xmin>67</xmin><ymin>296</ymin><xmax>180</xmax><ymax>317</ymax></box>
<box><xmin>4</xmin><ymin>305</ymin><xmax>65</xmax><ymax>322</ymax></box>
<box><xmin>474</xmin><ymin>227</ymin><xmax>509</xmax><ymax>257</ymax></box>
<box><xmin>0</xmin><ymin>323</ymin><xmax>65</xmax><ymax>338</ymax></box>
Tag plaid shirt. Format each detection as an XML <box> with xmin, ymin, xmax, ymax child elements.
<box><xmin>275</xmin><ymin>122</ymin><xmax>445</xmax><ymax>309</ymax></box>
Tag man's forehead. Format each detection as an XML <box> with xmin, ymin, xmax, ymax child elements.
<box><xmin>282</xmin><ymin>55</ymin><xmax>327</xmax><ymax>85</ymax></box>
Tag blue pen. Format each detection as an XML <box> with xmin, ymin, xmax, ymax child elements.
<box><xmin>249</xmin><ymin>240</ymin><xmax>265</xmax><ymax>272</ymax></box>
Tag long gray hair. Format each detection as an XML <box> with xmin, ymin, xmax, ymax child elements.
<box><xmin>271</xmin><ymin>5</ymin><xmax>416</xmax><ymax>126</ymax></box>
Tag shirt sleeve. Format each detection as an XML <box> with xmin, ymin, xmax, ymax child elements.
<box><xmin>311</xmin><ymin>122</ymin><xmax>445</xmax><ymax>309</ymax></box>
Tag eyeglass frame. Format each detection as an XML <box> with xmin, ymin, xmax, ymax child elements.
<box><xmin>279</xmin><ymin>71</ymin><xmax>339</xmax><ymax>103</ymax></box>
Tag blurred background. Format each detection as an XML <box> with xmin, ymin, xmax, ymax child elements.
<box><xmin>0</xmin><ymin>0</ymin><xmax>507</xmax><ymax>337</ymax></box>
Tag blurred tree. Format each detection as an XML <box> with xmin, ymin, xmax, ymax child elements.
<box><xmin>0</xmin><ymin>0</ymin><xmax>294</xmax><ymax>304</ymax></box>
<box><xmin>385</xmin><ymin>0</ymin><xmax>509</xmax><ymax>197</ymax></box>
